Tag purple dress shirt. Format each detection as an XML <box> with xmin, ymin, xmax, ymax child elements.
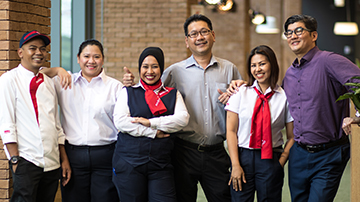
<box><xmin>283</xmin><ymin>46</ymin><xmax>360</xmax><ymax>145</ymax></box>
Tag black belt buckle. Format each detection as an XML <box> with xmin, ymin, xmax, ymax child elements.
<box><xmin>197</xmin><ymin>144</ymin><xmax>205</xmax><ymax>152</ymax></box>
<box><xmin>305</xmin><ymin>145</ymin><xmax>321</xmax><ymax>153</ymax></box>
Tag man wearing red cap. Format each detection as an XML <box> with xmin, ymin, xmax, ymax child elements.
<box><xmin>0</xmin><ymin>30</ymin><xmax>71</xmax><ymax>202</ymax></box>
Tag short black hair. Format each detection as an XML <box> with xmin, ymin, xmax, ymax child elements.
<box><xmin>246</xmin><ymin>45</ymin><xmax>279</xmax><ymax>90</ymax></box>
<box><xmin>183</xmin><ymin>14</ymin><xmax>213</xmax><ymax>36</ymax></box>
<box><xmin>284</xmin><ymin>14</ymin><xmax>317</xmax><ymax>32</ymax></box>
<box><xmin>77</xmin><ymin>39</ymin><xmax>104</xmax><ymax>58</ymax></box>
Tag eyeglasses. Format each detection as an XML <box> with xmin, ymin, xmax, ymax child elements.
<box><xmin>284</xmin><ymin>27</ymin><xmax>312</xmax><ymax>38</ymax></box>
<box><xmin>187</xmin><ymin>29</ymin><xmax>211</xmax><ymax>38</ymax></box>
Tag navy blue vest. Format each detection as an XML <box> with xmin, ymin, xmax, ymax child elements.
<box><xmin>114</xmin><ymin>86</ymin><xmax>177</xmax><ymax>168</ymax></box>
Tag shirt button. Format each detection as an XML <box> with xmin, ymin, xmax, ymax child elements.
<box><xmin>298</xmin><ymin>107</ymin><xmax>300</xmax><ymax>109</ymax></box>
<box><xmin>298</xmin><ymin>121</ymin><xmax>301</xmax><ymax>123</ymax></box>
<box><xmin>205</xmin><ymin>96</ymin><xmax>208</xmax><ymax>99</ymax></box>
<box><xmin>205</xmin><ymin>83</ymin><xmax>207</xmax><ymax>85</ymax></box>
<box><xmin>205</xmin><ymin>122</ymin><xmax>208</xmax><ymax>125</ymax></box>
<box><xmin>298</xmin><ymin>93</ymin><xmax>300</xmax><ymax>96</ymax></box>
<box><xmin>298</xmin><ymin>80</ymin><xmax>300</xmax><ymax>83</ymax></box>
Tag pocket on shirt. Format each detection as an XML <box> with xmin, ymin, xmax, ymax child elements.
<box><xmin>215</xmin><ymin>82</ymin><xmax>228</xmax><ymax>104</ymax></box>
<box><xmin>215</xmin><ymin>82</ymin><xmax>228</xmax><ymax>94</ymax></box>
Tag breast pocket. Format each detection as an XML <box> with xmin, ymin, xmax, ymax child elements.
<box><xmin>215</xmin><ymin>82</ymin><xmax>228</xmax><ymax>104</ymax></box>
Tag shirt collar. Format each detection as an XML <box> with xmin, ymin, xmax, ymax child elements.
<box><xmin>74</xmin><ymin>68</ymin><xmax>106</xmax><ymax>84</ymax></box>
<box><xmin>292</xmin><ymin>46</ymin><xmax>319</xmax><ymax>68</ymax></box>
<box><xmin>18</xmin><ymin>64</ymin><xmax>41</xmax><ymax>77</ymax></box>
<box><xmin>251</xmin><ymin>80</ymin><xmax>280</xmax><ymax>94</ymax></box>
<box><xmin>135</xmin><ymin>80</ymin><xmax>168</xmax><ymax>94</ymax></box>
<box><xmin>185</xmin><ymin>55</ymin><xmax>218</xmax><ymax>69</ymax></box>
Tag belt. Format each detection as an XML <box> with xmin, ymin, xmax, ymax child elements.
<box><xmin>65</xmin><ymin>140</ymin><xmax>116</xmax><ymax>149</ymax></box>
<box><xmin>297</xmin><ymin>136</ymin><xmax>349</xmax><ymax>153</ymax></box>
<box><xmin>239</xmin><ymin>146</ymin><xmax>283</xmax><ymax>153</ymax></box>
<box><xmin>175</xmin><ymin>137</ymin><xmax>224</xmax><ymax>152</ymax></box>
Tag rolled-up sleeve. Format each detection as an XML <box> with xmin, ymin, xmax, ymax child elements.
<box><xmin>0</xmin><ymin>75</ymin><xmax>18</xmax><ymax>144</ymax></box>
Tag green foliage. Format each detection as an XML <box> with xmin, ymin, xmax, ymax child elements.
<box><xmin>337</xmin><ymin>59</ymin><xmax>360</xmax><ymax>110</ymax></box>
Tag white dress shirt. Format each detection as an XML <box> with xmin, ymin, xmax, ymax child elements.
<box><xmin>0</xmin><ymin>64</ymin><xmax>65</xmax><ymax>171</ymax></box>
<box><xmin>113</xmin><ymin>83</ymin><xmax>189</xmax><ymax>138</ymax></box>
<box><xmin>54</xmin><ymin>69</ymin><xmax>123</xmax><ymax>146</ymax></box>
<box><xmin>225</xmin><ymin>81</ymin><xmax>293</xmax><ymax>149</ymax></box>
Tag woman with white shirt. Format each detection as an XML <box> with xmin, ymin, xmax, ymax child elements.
<box><xmin>42</xmin><ymin>39</ymin><xmax>121</xmax><ymax>202</ymax></box>
<box><xmin>112</xmin><ymin>47</ymin><xmax>189</xmax><ymax>202</ymax></box>
<box><xmin>225</xmin><ymin>45</ymin><xmax>294</xmax><ymax>202</ymax></box>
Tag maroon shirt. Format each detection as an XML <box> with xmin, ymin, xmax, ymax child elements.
<box><xmin>283</xmin><ymin>46</ymin><xmax>360</xmax><ymax>145</ymax></box>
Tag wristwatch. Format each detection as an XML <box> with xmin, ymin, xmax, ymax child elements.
<box><xmin>10</xmin><ymin>156</ymin><xmax>20</xmax><ymax>165</ymax></box>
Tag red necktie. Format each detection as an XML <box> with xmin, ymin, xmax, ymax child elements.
<box><xmin>249</xmin><ymin>87</ymin><xmax>275</xmax><ymax>159</ymax></box>
<box><xmin>29</xmin><ymin>73</ymin><xmax>44</xmax><ymax>125</ymax></box>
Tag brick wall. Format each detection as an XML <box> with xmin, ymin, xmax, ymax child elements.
<box><xmin>94</xmin><ymin>0</ymin><xmax>300</xmax><ymax>84</ymax></box>
<box><xmin>0</xmin><ymin>0</ymin><xmax>51</xmax><ymax>201</ymax></box>
<box><xmin>95</xmin><ymin>0</ymin><xmax>197</xmax><ymax>81</ymax></box>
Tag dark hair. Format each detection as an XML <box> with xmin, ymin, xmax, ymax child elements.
<box><xmin>183</xmin><ymin>14</ymin><xmax>213</xmax><ymax>36</ymax></box>
<box><xmin>284</xmin><ymin>14</ymin><xmax>317</xmax><ymax>32</ymax></box>
<box><xmin>246</xmin><ymin>45</ymin><xmax>279</xmax><ymax>90</ymax></box>
<box><xmin>77</xmin><ymin>39</ymin><xmax>104</xmax><ymax>58</ymax></box>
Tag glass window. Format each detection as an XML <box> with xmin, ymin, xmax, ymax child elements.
<box><xmin>61</xmin><ymin>0</ymin><xmax>72</xmax><ymax>71</ymax></box>
<box><xmin>51</xmin><ymin>0</ymin><xmax>93</xmax><ymax>72</ymax></box>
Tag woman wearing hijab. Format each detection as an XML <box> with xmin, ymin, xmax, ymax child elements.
<box><xmin>112</xmin><ymin>47</ymin><xmax>189</xmax><ymax>202</ymax></box>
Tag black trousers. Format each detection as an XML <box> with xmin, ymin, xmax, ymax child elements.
<box><xmin>172</xmin><ymin>139</ymin><xmax>231</xmax><ymax>202</ymax></box>
<box><xmin>10</xmin><ymin>157</ymin><xmax>60</xmax><ymax>202</ymax></box>
<box><xmin>61</xmin><ymin>141</ymin><xmax>119</xmax><ymax>202</ymax></box>
<box><xmin>112</xmin><ymin>157</ymin><xmax>176</xmax><ymax>202</ymax></box>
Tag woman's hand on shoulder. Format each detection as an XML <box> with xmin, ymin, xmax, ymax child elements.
<box><xmin>227</xmin><ymin>80</ymin><xmax>247</xmax><ymax>95</ymax></box>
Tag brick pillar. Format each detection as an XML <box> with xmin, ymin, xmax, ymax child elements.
<box><xmin>0</xmin><ymin>0</ymin><xmax>51</xmax><ymax>201</ymax></box>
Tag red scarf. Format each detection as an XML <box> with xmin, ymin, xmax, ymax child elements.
<box><xmin>249</xmin><ymin>87</ymin><xmax>275</xmax><ymax>159</ymax></box>
<box><xmin>140</xmin><ymin>79</ymin><xmax>172</xmax><ymax>116</ymax></box>
<box><xmin>29</xmin><ymin>73</ymin><xmax>44</xmax><ymax>125</ymax></box>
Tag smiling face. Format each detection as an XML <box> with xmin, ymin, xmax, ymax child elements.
<box><xmin>286</xmin><ymin>22</ymin><xmax>317</xmax><ymax>59</ymax></box>
<box><xmin>77</xmin><ymin>45</ymin><xmax>104</xmax><ymax>82</ymax></box>
<box><xmin>18</xmin><ymin>38</ymin><xmax>47</xmax><ymax>74</ymax></box>
<box><xmin>251</xmin><ymin>54</ymin><xmax>271</xmax><ymax>92</ymax></box>
<box><xmin>185</xmin><ymin>20</ymin><xmax>215</xmax><ymax>58</ymax></box>
<box><xmin>140</xmin><ymin>55</ymin><xmax>161</xmax><ymax>85</ymax></box>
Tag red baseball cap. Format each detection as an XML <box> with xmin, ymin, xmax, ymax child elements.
<box><xmin>19</xmin><ymin>30</ymin><xmax>50</xmax><ymax>48</ymax></box>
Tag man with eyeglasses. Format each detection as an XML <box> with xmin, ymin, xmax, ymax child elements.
<box><xmin>227</xmin><ymin>14</ymin><xmax>360</xmax><ymax>201</ymax></box>
<box><xmin>123</xmin><ymin>14</ymin><xmax>241</xmax><ymax>202</ymax></box>
<box><xmin>282</xmin><ymin>14</ymin><xmax>360</xmax><ymax>201</ymax></box>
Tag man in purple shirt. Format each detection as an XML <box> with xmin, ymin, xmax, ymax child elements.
<box><xmin>282</xmin><ymin>14</ymin><xmax>360</xmax><ymax>201</ymax></box>
<box><xmin>228</xmin><ymin>14</ymin><xmax>360</xmax><ymax>201</ymax></box>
